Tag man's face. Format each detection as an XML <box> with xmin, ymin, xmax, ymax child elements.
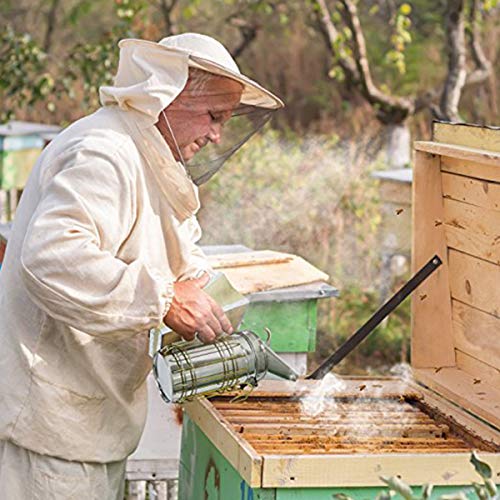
<box><xmin>157</xmin><ymin>74</ymin><xmax>243</xmax><ymax>162</ymax></box>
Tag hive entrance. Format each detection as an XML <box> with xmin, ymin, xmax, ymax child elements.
<box><xmin>210</xmin><ymin>394</ymin><xmax>498</xmax><ymax>455</ymax></box>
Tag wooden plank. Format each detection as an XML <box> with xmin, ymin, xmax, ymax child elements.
<box><xmin>412</xmin><ymin>381</ymin><xmax>500</xmax><ymax>446</ymax></box>
<box><xmin>415</xmin><ymin>141</ymin><xmax>500</xmax><ymax>167</ymax></box>
<box><xmin>213</xmin><ymin>253</ymin><xmax>329</xmax><ymax>295</ymax></box>
<box><xmin>433</xmin><ymin>122</ymin><xmax>500</xmax><ymax>153</ymax></box>
<box><xmin>411</xmin><ymin>150</ymin><xmax>455</xmax><ymax>368</ymax></box>
<box><xmin>441</xmin><ymin>156</ymin><xmax>500</xmax><ymax>183</ymax></box>
<box><xmin>241</xmin><ymin>378</ymin><xmax>420</xmax><ymax>399</ymax></box>
<box><xmin>442</xmin><ymin>171</ymin><xmax>500</xmax><ymax>211</ymax></box>
<box><xmin>413</xmin><ymin>367</ymin><xmax>500</xmax><ymax>430</ymax></box>
<box><xmin>235</xmin><ymin>423</ymin><xmax>449</xmax><ymax>438</ymax></box>
<box><xmin>445</xmin><ymin>224</ymin><xmax>500</xmax><ymax>265</ymax></box>
<box><xmin>261</xmin><ymin>452</ymin><xmax>500</xmax><ymax>487</ymax></box>
<box><xmin>448</xmin><ymin>249</ymin><xmax>500</xmax><ymax>317</ymax></box>
<box><xmin>456</xmin><ymin>349</ymin><xmax>500</xmax><ymax>391</ymax></box>
<box><xmin>207</xmin><ymin>250</ymin><xmax>293</xmax><ymax>269</ymax></box>
<box><xmin>443</xmin><ymin>198</ymin><xmax>500</xmax><ymax>264</ymax></box>
<box><xmin>452</xmin><ymin>300</ymin><xmax>500</xmax><ymax>373</ymax></box>
<box><xmin>184</xmin><ymin>399</ymin><xmax>262</xmax><ymax>487</ymax></box>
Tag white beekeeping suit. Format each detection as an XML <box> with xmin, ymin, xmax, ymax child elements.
<box><xmin>0</xmin><ymin>33</ymin><xmax>282</xmax><ymax>499</ymax></box>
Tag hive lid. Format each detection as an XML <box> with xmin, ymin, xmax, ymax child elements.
<box><xmin>206</xmin><ymin>249</ymin><xmax>332</xmax><ymax>294</ymax></box>
<box><xmin>411</xmin><ymin>122</ymin><xmax>500</xmax><ymax>430</ymax></box>
<box><xmin>0</xmin><ymin>120</ymin><xmax>61</xmax><ymax>152</ymax></box>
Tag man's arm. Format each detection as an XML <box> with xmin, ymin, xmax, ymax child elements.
<box><xmin>21</xmin><ymin>148</ymin><xmax>173</xmax><ymax>338</ymax></box>
<box><xmin>165</xmin><ymin>215</ymin><xmax>233</xmax><ymax>342</ymax></box>
<box><xmin>176</xmin><ymin>215</ymin><xmax>211</xmax><ymax>281</ymax></box>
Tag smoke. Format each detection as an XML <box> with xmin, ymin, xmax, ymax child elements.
<box><xmin>300</xmin><ymin>372</ymin><xmax>347</xmax><ymax>417</ymax></box>
<box><xmin>299</xmin><ymin>364</ymin><xmax>418</xmax><ymax>440</ymax></box>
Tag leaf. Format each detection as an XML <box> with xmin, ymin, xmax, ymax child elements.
<box><xmin>421</xmin><ymin>483</ymin><xmax>433</xmax><ymax>499</ymax></box>
<box><xmin>470</xmin><ymin>451</ymin><xmax>492</xmax><ymax>479</ymax></box>
<box><xmin>375</xmin><ymin>492</ymin><xmax>393</xmax><ymax>500</ymax></box>
<box><xmin>380</xmin><ymin>476</ymin><xmax>414</xmax><ymax>500</ymax></box>
<box><xmin>439</xmin><ymin>493</ymin><xmax>468</xmax><ymax>500</ymax></box>
<box><xmin>399</xmin><ymin>3</ymin><xmax>412</xmax><ymax>15</ymax></box>
<box><xmin>472</xmin><ymin>482</ymin><xmax>489</xmax><ymax>500</ymax></box>
<box><xmin>484</xmin><ymin>478</ymin><xmax>497</xmax><ymax>497</ymax></box>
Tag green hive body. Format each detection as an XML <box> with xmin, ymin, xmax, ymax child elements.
<box><xmin>179</xmin><ymin>415</ymin><xmax>482</xmax><ymax>500</ymax></box>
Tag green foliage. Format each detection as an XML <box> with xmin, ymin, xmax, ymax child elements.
<box><xmin>0</xmin><ymin>27</ymin><xmax>50</xmax><ymax>122</ymax></box>
<box><xmin>335</xmin><ymin>452</ymin><xmax>497</xmax><ymax>499</ymax></box>
<box><xmin>482</xmin><ymin>0</ymin><xmax>499</xmax><ymax>11</ymax></box>
<box><xmin>65</xmin><ymin>0</ymin><xmax>146</xmax><ymax>109</ymax></box>
<box><xmin>470</xmin><ymin>451</ymin><xmax>498</xmax><ymax>498</ymax></box>
<box><xmin>66</xmin><ymin>0</ymin><xmax>95</xmax><ymax>26</ymax></box>
<box><xmin>199</xmin><ymin>128</ymin><xmax>383</xmax><ymax>287</ymax></box>
<box><xmin>381</xmin><ymin>475</ymin><xmax>414</xmax><ymax>499</ymax></box>
<box><xmin>0</xmin><ymin>0</ymin><xmax>147</xmax><ymax>121</ymax></box>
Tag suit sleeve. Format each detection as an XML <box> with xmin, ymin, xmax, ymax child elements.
<box><xmin>20</xmin><ymin>146</ymin><xmax>174</xmax><ymax>337</ymax></box>
<box><xmin>176</xmin><ymin>215</ymin><xmax>212</xmax><ymax>281</ymax></box>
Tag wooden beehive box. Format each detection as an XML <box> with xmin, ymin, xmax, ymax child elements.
<box><xmin>411</xmin><ymin>122</ymin><xmax>500</xmax><ymax>430</ymax></box>
<box><xmin>179</xmin><ymin>123</ymin><xmax>500</xmax><ymax>498</ymax></box>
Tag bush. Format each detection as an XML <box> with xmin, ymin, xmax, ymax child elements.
<box><xmin>198</xmin><ymin>127</ymin><xmax>411</xmax><ymax>373</ymax></box>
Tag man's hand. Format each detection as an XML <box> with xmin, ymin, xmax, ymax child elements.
<box><xmin>163</xmin><ymin>273</ymin><xmax>234</xmax><ymax>343</ymax></box>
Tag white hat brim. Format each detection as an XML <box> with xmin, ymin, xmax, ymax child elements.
<box><xmin>118</xmin><ymin>39</ymin><xmax>284</xmax><ymax>110</ymax></box>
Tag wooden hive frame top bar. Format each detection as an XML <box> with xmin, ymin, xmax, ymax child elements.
<box><xmin>185</xmin><ymin>379</ymin><xmax>499</xmax><ymax>488</ymax></box>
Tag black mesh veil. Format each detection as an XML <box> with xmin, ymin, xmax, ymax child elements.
<box><xmin>158</xmin><ymin>69</ymin><xmax>278</xmax><ymax>185</ymax></box>
<box><xmin>183</xmin><ymin>105</ymin><xmax>273</xmax><ymax>185</ymax></box>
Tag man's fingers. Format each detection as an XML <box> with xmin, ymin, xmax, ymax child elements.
<box><xmin>196</xmin><ymin>324</ymin><xmax>217</xmax><ymax>343</ymax></box>
<box><xmin>217</xmin><ymin>314</ymin><xmax>233</xmax><ymax>334</ymax></box>
<box><xmin>182</xmin><ymin>330</ymin><xmax>196</xmax><ymax>341</ymax></box>
<box><xmin>204</xmin><ymin>311</ymin><xmax>226</xmax><ymax>338</ymax></box>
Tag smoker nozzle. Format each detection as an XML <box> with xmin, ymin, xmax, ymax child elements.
<box><xmin>263</xmin><ymin>344</ymin><xmax>299</xmax><ymax>381</ymax></box>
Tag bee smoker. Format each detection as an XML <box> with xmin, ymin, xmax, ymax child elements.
<box><xmin>152</xmin><ymin>272</ymin><xmax>298</xmax><ymax>404</ymax></box>
<box><xmin>153</xmin><ymin>330</ymin><xmax>298</xmax><ymax>403</ymax></box>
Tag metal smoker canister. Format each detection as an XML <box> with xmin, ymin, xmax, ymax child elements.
<box><xmin>153</xmin><ymin>330</ymin><xmax>299</xmax><ymax>403</ymax></box>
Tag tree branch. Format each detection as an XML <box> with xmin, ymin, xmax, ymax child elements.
<box><xmin>465</xmin><ymin>0</ymin><xmax>492</xmax><ymax>86</ymax></box>
<box><xmin>43</xmin><ymin>0</ymin><xmax>61</xmax><ymax>53</ymax></box>
<box><xmin>229</xmin><ymin>18</ymin><xmax>259</xmax><ymax>60</ymax></box>
<box><xmin>314</xmin><ymin>0</ymin><xmax>360</xmax><ymax>85</ymax></box>
<box><xmin>158</xmin><ymin>0</ymin><xmax>178</xmax><ymax>36</ymax></box>
<box><xmin>439</xmin><ymin>0</ymin><xmax>467</xmax><ymax>121</ymax></box>
<box><xmin>316</xmin><ymin>0</ymin><xmax>414</xmax><ymax>123</ymax></box>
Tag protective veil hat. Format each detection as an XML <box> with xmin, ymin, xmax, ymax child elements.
<box><xmin>99</xmin><ymin>33</ymin><xmax>283</xmax><ymax>193</ymax></box>
<box><xmin>157</xmin><ymin>33</ymin><xmax>283</xmax><ymax>110</ymax></box>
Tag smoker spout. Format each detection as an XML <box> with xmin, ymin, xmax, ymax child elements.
<box><xmin>263</xmin><ymin>344</ymin><xmax>299</xmax><ymax>381</ymax></box>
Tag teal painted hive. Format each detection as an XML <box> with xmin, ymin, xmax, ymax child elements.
<box><xmin>0</xmin><ymin>121</ymin><xmax>60</xmax><ymax>191</ymax></box>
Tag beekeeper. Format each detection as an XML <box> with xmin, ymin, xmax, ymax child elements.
<box><xmin>0</xmin><ymin>33</ymin><xmax>283</xmax><ymax>498</ymax></box>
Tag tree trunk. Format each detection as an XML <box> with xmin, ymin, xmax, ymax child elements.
<box><xmin>439</xmin><ymin>0</ymin><xmax>467</xmax><ymax>121</ymax></box>
<box><xmin>385</xmin><ymin>124</ymin><xmax>411</xmax><ymax>169</ymax></box>
<box><xmin>43</xmin><ymin>0</ymin><xmax>61</xmax><ymax>53</ymax></box>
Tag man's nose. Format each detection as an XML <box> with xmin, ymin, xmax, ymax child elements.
<box><xmin>207</xmin><ymin>123</ymin><xmax>222</xmax><ymax>144</ymax></box>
